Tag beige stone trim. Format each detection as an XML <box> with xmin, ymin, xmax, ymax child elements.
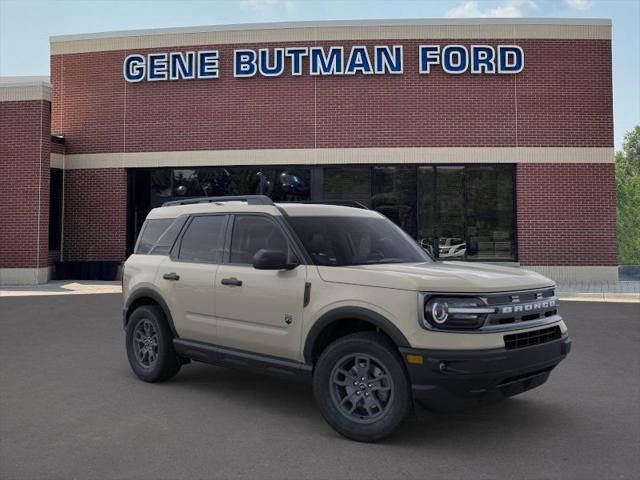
<box><xmin>62</xmin><ymin>147</ymin><xmax>614</xmax><ymax>170</ymax></box>
<box><xmin>0</xmin><ymin>84</ymin><xmax>52</xmax><ymax>102</ymax></box>
<box><xmin>523</xmin><ymin>266</ymin><xmax>618</xmax><ymax>283</ymax></box>
<box><xmin>51</xmin><ymin>19</ymin><xmax>611</xmax><ymax>55</ymax></box>
<box><xmin>0</xmin><ymin>267</ymin><xmax>50</xmax><ymax>286</ymax></box>
<box><xmin>50</xmin><ymin>153</ymin><xmax>64</xmax><ymax>169</ymax></box>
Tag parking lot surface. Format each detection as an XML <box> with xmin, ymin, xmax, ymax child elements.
<box><xmin>1</xmin><ymin>295</ymin><xmax>639</xmax><ymax>480</ymax></box>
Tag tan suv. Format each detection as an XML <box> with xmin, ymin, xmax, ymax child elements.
<box><xmin>122</xmin><ymin>195</ymin><xmax>571</xmax><ymax>442</ymax></box>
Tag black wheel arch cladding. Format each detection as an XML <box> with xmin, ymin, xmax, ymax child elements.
<box><xmin>304</xmin><ymin>306</ymin><xmax>411</xmax><ymax>364</ymax></box>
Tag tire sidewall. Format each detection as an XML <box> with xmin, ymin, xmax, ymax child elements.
<box><xmin>126</xmin><ymin>305</ymin><xmax>179</xmax><ymax>382</ymax></box>
<box><xmin>313</xmin><ymin>333</ymin><xmax>411</xmax><ymax>442</ymax></box>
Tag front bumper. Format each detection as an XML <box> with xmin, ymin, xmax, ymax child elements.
<box><xmin>399</xmin><ymin>334</ymin><xmax>571</xmax><ymax>411</ymax></box>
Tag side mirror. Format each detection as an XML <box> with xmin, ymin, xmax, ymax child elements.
<box><xmin>252</xmin><ymin>249</ymin><xmax>299</xmax><ymax>270</ymax></box>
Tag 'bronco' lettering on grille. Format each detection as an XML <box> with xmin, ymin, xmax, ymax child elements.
<box><xmin>500</xmin><ymin>299</ymin><xmax>556</xmax><ymax>314</ymax></box>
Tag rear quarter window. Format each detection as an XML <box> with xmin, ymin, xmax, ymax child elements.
<box><xmin>134</xmin><ymin>218</ymin><xmax>174</xmax><ymax>254</ymax></box>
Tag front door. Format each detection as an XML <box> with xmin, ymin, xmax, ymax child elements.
<box><xmin>215</xmin><ymin>214</ymin><xmax>307</xmax><ymax>361</ymax></box>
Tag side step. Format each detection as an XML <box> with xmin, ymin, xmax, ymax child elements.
<box><xmin>173</xmin><ymin>338</ymin><xmax>312</xmax><ymax>383</ymax></box>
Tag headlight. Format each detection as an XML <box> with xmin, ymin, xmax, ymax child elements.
<box><xmin>423</xmin><ymin>296</ymin><xmax>494</xmax><ymax>330</ymax></box>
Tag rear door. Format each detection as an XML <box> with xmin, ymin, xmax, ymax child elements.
<box><xmin>156</xmin><ymin>214</ymin><xmax>228</xmax><ymax>344</ymax></box>
<box><xmin>214</xmin><ymin>214</ymin><xmax>307</xmax><ymax>361</ymax></box>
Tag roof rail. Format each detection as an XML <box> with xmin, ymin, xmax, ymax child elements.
<box><xmin>162</xmin><ymin>195</ymin><xmax>274</xmax><ymax>207</ymax></box>
<box><xmin>282</xmin><ymin>200</ymin><xmax>370</xmax><ymax>210</ymax></box>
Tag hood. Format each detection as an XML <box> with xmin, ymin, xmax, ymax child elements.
<box><xmin>316</xmin><ymin>261</ymin><xmax>554</xmax><ymax>293</ymax></box>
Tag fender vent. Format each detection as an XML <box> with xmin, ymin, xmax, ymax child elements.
<box><xmin>504</xmin><ymin>326</ymin><xmax>562</xmax><ymax>350</ymax></box>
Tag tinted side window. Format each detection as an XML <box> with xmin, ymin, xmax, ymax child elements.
<box><xmin>149</xmin><ymin>216</ymin><xmax>187</xmax><ymax>255</ymax></box>
<box><xmin>135</xmin><ymin>219</ymin><xmax>173</xmax><ymax>254</ymax></box>
<box><xmin>230</xmin><ymin>216</ymin><xmax>289</xmax><ymax>264</ymax></box>
<box><xmin>178</xmin><ymin>215</ymin><xmax>226</xmax><ymax>263</ymax></box>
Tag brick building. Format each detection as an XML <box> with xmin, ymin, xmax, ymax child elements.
<box><xmin>0</xmin><ymin>18</ymin><xmax>616</xmax><ymax>284</ymax></box>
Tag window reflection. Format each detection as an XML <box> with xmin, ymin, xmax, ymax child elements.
<box><xmin>323</xmin><ymin>166</ymin><xmax>371</xmax><ymax>207</ymax></box>
<box><xmin>139</xmin><ymin>163</ymin><xmax>516</xmax><ymax>262</ymax></box>
<box><xmin>416</xmin><ymin>165</ymin><xmax>514</xmax><ymax>260</ymax></box>
<box><xmin>372</xmin><ymin>166</ymin><xmax>417</xmax><ymax>238</ymax></box>
<box><xmin>465</xmin><ymin>165</ymin><xmax>514</xmax><ymax>260</ymax></box>
<box><xmin>155</xmin><ymin>166</ymin><xmax>310</xmax><ymax>203</ymax></box>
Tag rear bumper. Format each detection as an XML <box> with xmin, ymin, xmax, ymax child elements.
<box><xmin>400</xmin><ymin>335</ymin><xmax>571</xmax><ymax>411</ymax></box>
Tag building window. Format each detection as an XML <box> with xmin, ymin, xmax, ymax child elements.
<box><xmin>129</xmin><ymin>163</ymin><xmax>516</xmax><ymax>262</ymax></box>
<box><xmin>416</xmin><ymin>164</ymin><xmax>515</xmax><ymax>260</ymax></box>
<box><xmin>372</xmin><ymin>166</ymin><xmax>417</xmax><ymax>239</ymax></box>
<box><xmin>323</xmin><ymin>166</ymin><xmax>371</xmax><ymax>207</ymax></box>
<box><xmin>48</xmin><ymin>169</ymin><xmax>63</xmax><ymax>251</ymax></box>
<box><xmin>169</xmin><ymin>166</ymin><xmax>310</xmax><ymax>202</ymax></box>
<box><xmin>465</xmin><ymin>165</ymin><xmax>515</xmax><ymax>260</ymax></box>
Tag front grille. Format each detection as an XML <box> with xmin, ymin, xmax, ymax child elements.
<box><xmin>504</xmin><ymin>326</ymin><xmax>562</xmax><ymax>350</ymax></box>
<box><xmin>484</xmin><ymin>288</ymin><xmax>558</xmax><ymax>328</ymax></box>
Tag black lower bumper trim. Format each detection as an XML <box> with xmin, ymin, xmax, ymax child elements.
<box><xmin>400</xmin><ymin>335</ymin><xmax>571</xmax><ymax>411</ymax></box>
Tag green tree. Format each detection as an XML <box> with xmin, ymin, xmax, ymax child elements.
<box><xmin>616</xmin><ymin>125</ymin><xmax>640</xmax><ymax>264</ymax></box>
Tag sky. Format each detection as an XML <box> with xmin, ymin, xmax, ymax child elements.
<box><xmin>1</xmin><ymin>0</ymin><xmax>638</xmax><ymax>149</ymax></box>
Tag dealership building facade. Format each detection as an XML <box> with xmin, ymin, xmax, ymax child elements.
<box><xmin>0</xmin><ymin>18</ymin><xmax>616</xmax><ymax>284</ymax></box>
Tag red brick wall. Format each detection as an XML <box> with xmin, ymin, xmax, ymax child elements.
<box><xmin>62</xmin><ymin>168</ymin><xmax>127</xmax><ymax>261</ymax></box>
<box><xmin>517</xmin><ymin>163</ymin><xmax>617</xmax><ymax>266</ymax></box>
<box><xmin>0</xmin><ymin>100</ymin><xmax>50</xmax><ymax>269</ymax></box>
<box><xmin>51</xmin><ymin>141</ymin><xmax>65</xmax><ymax>154</ymax></box>
<box><xmin>51</xmin><ymin>39</ymin><xmax>613</xmax><ymax>154</ymax></box>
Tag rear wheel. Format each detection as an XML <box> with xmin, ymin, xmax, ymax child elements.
<box><xmin>126</xmin><ymin>305</ymin><xmax>181</xmax><ymax>382</ymax></box>
<box><xmin>313</xmin><ymin>332</ymin><xmax>411</xmax><ymax>442</ymax></box>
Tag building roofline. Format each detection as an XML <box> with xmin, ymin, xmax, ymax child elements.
<box><xmin>0</xmin><ymin>76</ymin><xmax>51</xmax><ymax>102</ymax></box>
<box><xmin>50</xmin><ymin>17</ymin><xmax>611</xmax><ymax>43</ymax></box>
<box><xmin>0</xmin><ymin>76</ymin><xmax>51</xmax><ymax>88</ymax></box>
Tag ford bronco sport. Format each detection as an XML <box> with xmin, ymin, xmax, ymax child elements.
<box><xmin>122</xmin><ymin>195</ymin><xmax>571</xmax><ymax>442</ymax></box>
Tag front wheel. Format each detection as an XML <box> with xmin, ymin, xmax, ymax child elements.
<box><xmin>126</xmin><ymin>305</ymin><xmax>181</xmax><ymax>382</ymax></box>
<box><xmin>313</xmin><ymin>332</ymin><xmax>412</xmax><ymax>442</ymax></box>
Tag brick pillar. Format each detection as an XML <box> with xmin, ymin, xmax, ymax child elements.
<box><xmin>0</xmin><ymin>81</ymin><xmax>52</xmax><ymax>284</ymax></box>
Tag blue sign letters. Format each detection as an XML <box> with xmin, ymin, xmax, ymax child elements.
<box><xmin>123</xmin><ymin>44</ymin><xmax>524</xmax><ymax>82</ymax></box>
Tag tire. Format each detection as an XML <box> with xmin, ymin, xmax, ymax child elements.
<box><xmin>313</xmin><ymin>331</ymin><xmax>412</xmax><ymax>442</ymax></box>
<box><xmin>126</xmin><ymin>305</ymin><xmax>181</xmax><ymax>382</ymax></box>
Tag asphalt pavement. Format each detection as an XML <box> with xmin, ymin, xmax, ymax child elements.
<box><xmin>1</xmin><ymin>295</ymin><xmax>639</xmax><ymax>480</ymax></box>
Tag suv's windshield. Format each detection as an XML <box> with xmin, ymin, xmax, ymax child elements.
<box><xmin>287</xmin><ymin>215</ymin><xmax>432</xmax><ymax>266</ymax></box>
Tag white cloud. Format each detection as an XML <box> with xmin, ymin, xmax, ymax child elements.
<box><xmin>446</xmin><ymin>0</ymin><xmax>538</xmax><ymax>18</ymax></box>
<box><xmin>563</xmin><ymin>0</ymin><xmax>591</xmax><ymax>10</ymax></box>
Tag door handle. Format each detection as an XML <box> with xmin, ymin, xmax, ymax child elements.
<box><xmin>221</xmin><ymin>277</ymin><xmax>242</xmax><ymax>287</ymax></box>
<box><xmin>162</xmin><ymin>272</ymin><xmax>180</xmax><ymax>281</ymax></box>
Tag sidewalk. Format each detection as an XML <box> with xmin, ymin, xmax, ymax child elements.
<box><xmin>1</xmin><ymin>280</ymin><xmax>639</xmax><ymax>302</ymax></box>
<box><xmin>555</xmin><ymin>281</ymin><xmax>640</xmax><ymax>303</ymax></box>
<box><xmin>0</xmin><ymin>281</ymin><xmax>121</xmax><ymax>297</ymax></box>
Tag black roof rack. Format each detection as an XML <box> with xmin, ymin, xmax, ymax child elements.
<box><xmin>281</xmin><ymin>200</ymin><xmax>369</xmax><ymax>210</ymax></box>
<box><xmin>162</xmin><ymin>195</ymin><xmax>274</xmax><ymax>207</ymax></box>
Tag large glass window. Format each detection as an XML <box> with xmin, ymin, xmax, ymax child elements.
<box><xmin>178</xmin><ymin>215</ymin><xmax>227</xmax><ymax>263</ymax></box>
<box><xmin>417</xmin><ymin>165</ymin><xmax>515</xmax><ymax>260</ymax></box>
<box><xmin>171</xmin><ymin>167</ymin><xmax>310</xmax><ymax>202</ymax></box>
<box><xmin>129</xmin><ymin>163</ymin><xmax>516</xmax><ymax>262</ymax></box>
<box><xmin>372</xmin><ymin>166</ymin><xmax>417</xmax><ymax>238</ymax></box>
<box><xmin>229</xmin><ymin>216</ymin><xmax>290</xmax><ymax>264</ymax></box>
<box><xmin>323</xmin><ymin>166</ymin><xmax>371</xmax><ymax>207</ymax></box>
<box><xmin>465</xmin><ymin>165</ymin><xmax>514</xmax><ymax>260</ymax></box>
